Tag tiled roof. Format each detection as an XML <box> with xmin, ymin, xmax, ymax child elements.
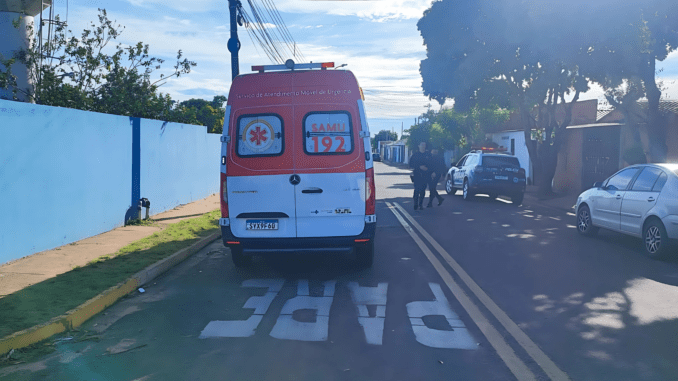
<box><xmin>597</xmin><ymin>109</ymin><xmax>612</xmax><ymax>121</ymax></box>
<box><xmin>637</xmin><ymin>99</ymin><xmax>678</xmax><ymax>114</ymax></box>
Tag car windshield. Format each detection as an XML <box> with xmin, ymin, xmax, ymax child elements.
<box><xmin>482</xmin><ymin>156</ymin><xmax>520</xmax><ymax>167</ymax></box>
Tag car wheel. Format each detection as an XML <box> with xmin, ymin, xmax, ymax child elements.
<box><xmin>230</xmin><ymin>246</ymin><xmax>251</xmax><ymax>267</ymax></box>
<box><xmin>356</xmin><ymin>241</ymin><xmax>374</xmax><ymax>268</ymax></box>
<box><xmin>643</xmin><ymin>219</ymin><xmax>671</xmax><ymax>260</ymax></box>
<box><xmin>462</xmin><ymin>180</ymin><xmax>473</xmax><ymax>201</ymax></box>
<box><xmin>576</xmin><ymin>205</ymin><xmax>598</xmax><ymax>236</ymax></box>
<box><xmin>445</xmin><ymin>177</ymin><xmax>455</xmax><ymax>195</ymax></box>
<box><xmin>511</xmin><ymin>192</ymin><xmax>524</xmax><ymax>205</ymax></box>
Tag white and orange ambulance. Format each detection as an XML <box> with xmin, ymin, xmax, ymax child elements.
<box><xmin>219</xmin><ymin>61</ymin><xmax>376</xmax><ymax>267</ymax></box>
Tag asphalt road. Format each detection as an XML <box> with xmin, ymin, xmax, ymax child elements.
<box><xmin>3</xmin><ymin>161</ymin><xmax>678</xmax><ymax>381</ymax></box>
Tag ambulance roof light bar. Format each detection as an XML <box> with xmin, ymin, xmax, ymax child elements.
<box><xmin>252</xmin><ymin>59</ymin><xmax>334</xmax><ymax>73</ymax></box>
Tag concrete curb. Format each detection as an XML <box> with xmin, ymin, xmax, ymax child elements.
<box><xmin>0</xmin><ymin>231</ymin><xmax>222</xmax><ymax>356</ymax></box>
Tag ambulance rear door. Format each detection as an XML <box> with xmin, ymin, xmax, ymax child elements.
<box><xmin>293</xmin><ymin>106</ymin><xmax>366</xmax><ymax>238</ymax></box>
<box><xmin>227</xmin><ymin>104</ymin><xmax>297</xmax><ymax>239</ymax></box>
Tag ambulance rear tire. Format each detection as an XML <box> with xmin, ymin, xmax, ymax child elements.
<box><xmin>230</xmin><ymin>246</ymin><xmax>250</xmax><ymax>267</ymax></box>
<box><xmin>356</xmin><ymin>241</ymin><xmax>374</xmax><ymax>268</ymax></box>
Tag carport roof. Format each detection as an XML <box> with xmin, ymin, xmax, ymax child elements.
<box><xmin>565</xmin><ymin>122</ymin><xmax>623</xmax><ymax>129</ymax></box>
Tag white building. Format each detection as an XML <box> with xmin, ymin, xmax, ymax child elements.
<box><xmin>381</xmin><ymin>139</ymin><xmax>409</xmax><ymax>165</ymax></box>
<box><xmin>489</xmin><ymin>130</ymin><xmax>534</xmax><ymax>184</ymax></box>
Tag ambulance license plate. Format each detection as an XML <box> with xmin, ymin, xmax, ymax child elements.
<box><xmin>246</xmin><ymin>220</ymin><xmax>278</xmax><ymax>230</ymax></box>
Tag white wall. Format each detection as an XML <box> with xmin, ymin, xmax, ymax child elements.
<box><xmin>492</xmin><ymin>131</ymin><xmax>533</xmax><ymax>182</ymax></box>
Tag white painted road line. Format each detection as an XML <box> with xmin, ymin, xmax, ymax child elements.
<box><xmin>391</xmin><ymin>202</ymin><xmax>570</xmax><ymax>381</ymax></box>
<box><xmin>386</xmin><ymin>202</ymin><xmax>537</xmax><ymax>381</ymax></box>
<box><xmin>407</xmin><ymin>283</ymin><xmax>477</xmax><ymax>349</ymax></box>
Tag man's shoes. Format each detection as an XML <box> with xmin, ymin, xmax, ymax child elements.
<box><xmin>418</xmin><ymin>204</ymin><xmax>424</xmax><ymax>210</ymax></box>
<box><xmin>426</xmin><ymin>203</ymin><xmax>433</xmax><ymax>208</ymax></box>
<box><xmin>438</xmin><ymin>197</ymin><xmax>444</xmax><ymax>206</ymax></box>
<box><xmin>414</xmin><ymin>204</ymin><xmax>419</xmax><ymax>211</ymax></box>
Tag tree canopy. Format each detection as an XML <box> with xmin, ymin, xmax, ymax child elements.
<box><xmin>405</xmin><ymin>107</ymin><xmax>510</xmax><ymax>153</ymax></box>
<box><xmin>418</xmin><ymin>0</ymin><xmax>678</xmax><ymax>194</ymax></box>
<box><xmin>0</xmin><ymin>9</ymin><xmax>202</xmax><ymax>124</ymax></box>
<box><xmin>172</xmin><ymin>96</ymin><xmax>228</xmax><ymax>134</ymax></box>
<box><xmin>371</xmin><ymin>130</ymin><xmax>398</xmax><ymax>151</ymax></box>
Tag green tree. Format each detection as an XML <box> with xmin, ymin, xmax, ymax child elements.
<box><xmin>173</xmin><ymin>96</ymin><xmax>227</xmax><ymax>133</ymax></box>
<box><xmin>370</xmin><ymin>130</ymin><xmax>397</xmax><ymax>151</ymax></box>
<box><xmin>0</xmin><ymin>9</ymin><xmax>196</xmax><ymax>122</ymax></box>
<box><xmin>589</xmin><ymin>7</ymin><xmax>678</xmax><ymax>162</ymax></box>
<box><xmin>406</xmin><ymin>107</ymin><xmax>510</xmax><ymax>154</ymax></box>
<box><xmin>418</xmin><ymin>0</ymin><xmax>592</xmax><ymax>195</ymax></box>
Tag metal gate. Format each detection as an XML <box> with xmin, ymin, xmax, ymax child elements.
<box><xmin>581</xmin><ymin>126</ymin><xmax>620</xmax><ymax>192</ymax></box>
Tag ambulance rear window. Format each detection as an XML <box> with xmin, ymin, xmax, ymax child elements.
<box><xmin>236</xmin><ymin>114</ymin><xmax>284</xmax><ymax>157</ymax></box>
<box><xmin>303</xmin><ymin>112</ymin><xmax>354</xmax><ymax>155</ymax></box>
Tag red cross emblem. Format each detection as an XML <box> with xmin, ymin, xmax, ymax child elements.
<box><xmin>249</xmin><ymin>125</ymin><xmax>268</xmax><ymax>146</ymax></box>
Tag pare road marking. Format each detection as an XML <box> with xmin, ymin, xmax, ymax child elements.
<box><xmin>199</xmin><ymin>279</ymin><xmax>284</xmax><ymax>338</ymax></box>
<box><xmin>199</xmin><ymin>279</ymin><xmax>477</xmax><ymax>350</ymax></box>
<box><xmin>269</xmin><ymin>280</ymin><xmax>336</xmax><ymax>342</ymax></box>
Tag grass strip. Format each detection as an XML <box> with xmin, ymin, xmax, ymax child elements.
<box><xmin>0</xmin><ymin>210</ymin><xmax>220</xmax><ymax>339</ymax></box>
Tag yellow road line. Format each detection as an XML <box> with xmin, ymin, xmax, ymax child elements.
<box><xmin>392</xmin><ymin>201</ymin><xmax>570</xmax><ymax>381</ymax></box>
<box><xmin>386</xmin><ymin>202</ymin><xmax>536</xmax><ymax>381</ymax></box>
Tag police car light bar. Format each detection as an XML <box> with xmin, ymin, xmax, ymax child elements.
<box><xmin>471</xmin><ymin>146</ymin><xmax>507</xmax><ymax>152</ymax></box>
<box><xmin>251</xmin><ymin>61</ymin><xmax>334</xmax><ymax>73</ymax></box>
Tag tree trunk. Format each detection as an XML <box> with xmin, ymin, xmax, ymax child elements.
<box><xmin>644</xmin><ymin>57</ymin><xmax>667</xmax><ymax>163</ymax></box>
<box><xmin>536</xmin><ymin>143</ymin><xmax>558</xmax><ymax>195</ymax></box>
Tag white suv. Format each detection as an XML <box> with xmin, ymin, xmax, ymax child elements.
<box><xmin>575</xmin><ymin>164</ymin><xmax>678</xmax><ymax>259</ymax></box>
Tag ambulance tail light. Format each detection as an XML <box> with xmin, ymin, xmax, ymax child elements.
<box><xmin>365</xmin><ymin>167</ymin><xmax>375</xmax><ymax>215</ymax></box>
<box><xmin>221</xmin><ymin>173</ymin><xmax>229</xmax><ymax>218</ymax></box>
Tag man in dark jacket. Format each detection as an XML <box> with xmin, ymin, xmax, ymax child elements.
<box><xmin>409</xmin><ymin>141</ymin><xmax>432</xmax><ymax>210</ymax></box>
<box><xmin>427</xmin><ymin>148</ymin><xmax>446</xmax><ymax>207</ymax></box>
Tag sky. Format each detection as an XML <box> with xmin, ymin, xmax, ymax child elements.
<box><xmin>41</xmin><ymin>0</ymin><xmax>678</xmax><ymax>137</ymax></box>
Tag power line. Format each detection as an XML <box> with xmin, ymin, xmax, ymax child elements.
<box><xmin>237</xmin><ymin>0</ymin><xmax>306</xmax><ymax>64</ymax></box>
<box><xmin>259</xmin><ymin>0</ymin><xmax>305</xmax><ymax>62</ymax></box>
<box><xmin>239</xmin><ymin>9</ymin><xmax>275</xmax><ymax>62</ymax></box>
<box><xmin>246</xmin><ymin>0</ymin><xmax>285</xmax><ymax>63</ymax></box>
<box><xmin>257</xmin><ymin>0</ymin><xmax>296</xmax><ymax>61</ymax></box>
<box><xmin>239</xmin><ymin>5</ymin><xmax>281</xmax><ymax>63</ymax></box>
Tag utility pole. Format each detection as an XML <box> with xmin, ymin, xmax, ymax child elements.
<box><xmin>228</xmin><ymin>0</ymin><xmax>242</xmax><ymax>80</ymax></box>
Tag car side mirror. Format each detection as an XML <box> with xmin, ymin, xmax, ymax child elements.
<box><xmin>593</xmin><ymin>182</ymin><xmax>603</xmax><ymax>189</ymax></box>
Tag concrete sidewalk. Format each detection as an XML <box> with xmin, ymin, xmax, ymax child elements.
<box><xmin>0</xmin><ymin>194</ymin><xmax>220</xmax><ymax>298</ymax></box>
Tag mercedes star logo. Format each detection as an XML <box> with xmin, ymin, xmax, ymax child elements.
<box><xmin>290</xmin><ymin>174</ymin><xmax>301</xmax><ymax>185</ymax></box>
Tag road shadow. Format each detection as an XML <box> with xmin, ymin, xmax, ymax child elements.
<box><xmin>390</xmin><ymin>190</ymin><xmax>678</xmax><ymax>380</ymax></box>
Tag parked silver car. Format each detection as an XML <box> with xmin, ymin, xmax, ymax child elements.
<box><xmin>575</xmin><ymin>163</ymin><xmax>678</xmax><ymax>259</ymax></box>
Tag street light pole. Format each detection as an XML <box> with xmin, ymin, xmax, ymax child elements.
<box><xmin>228</xmin><ymin>0</ymin><xmax>242</xmax><ymax>80</ymax></box>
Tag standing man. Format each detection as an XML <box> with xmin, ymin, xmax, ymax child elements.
<box><xmin>409</xmin><ymin>141</ymin><xmax>432</xmax><ymax>210</ymax></box>
<box><xmin>427</xmin><ymin>148</ymin><xmax>446</xmax><ymax>207</ymax></box>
